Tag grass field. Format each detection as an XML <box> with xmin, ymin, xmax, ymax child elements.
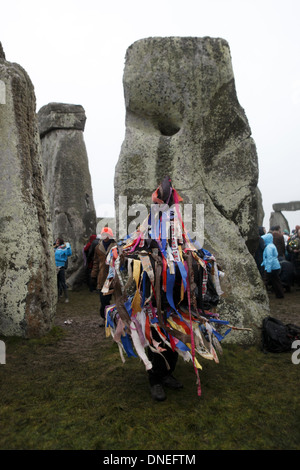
<box><xmin>0</xmin><ymin>288</ymin><xmax>299</xmax><ymax>451</ymax></box>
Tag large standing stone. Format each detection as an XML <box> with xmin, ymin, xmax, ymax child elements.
<box><xmin>269</xmin><ymin>212</ymin><xmax>290</xmax><ymax>233</ymax></box>
<box><xmin>0</xmin><ymin>44</ymin><xmax>57</xmax><ymax>338</ymax></box>
<box><xmin>270</xmin><ymin>201</ymin><xmax>300</xmax><ymax>233</ymax></box>
<box><xmin>114</xmin><ymin>37</ymin><xmax>269</xmax><ymax>344</ymax></box>
<box><xmin>38</xmin><ymin>103</ymin><xmax>97</xmax><ymax>289</ymax></box>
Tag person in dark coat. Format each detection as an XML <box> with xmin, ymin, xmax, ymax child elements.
<box><xmin>270</xmin><ymin>226</ymin><xmax>286</xmax><ymax>261</ymax></box>
<box><xmin>91</xmin><ymin>227</ymin><xmax>116</xmax><ymax>326</ymax></box>
<box><xmin>279</xmin><ymin>259</ymin><xmax>295</xmax><ymax>292</ymax></box>
<box><xmin>87</xmin><ymin>234</ymin><xmax>100</xmax><ymax>292</ymax></box>
<box><xmin>254</xmin><ymin>226</ymin><xmax>266</xmax><ymax>277</ymax></box>
<box><xmin>83</xmin><ymin>234</ymin><xmax>97</xmax><ymax>291</ymax></box>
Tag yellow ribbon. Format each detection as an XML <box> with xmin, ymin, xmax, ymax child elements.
<box><xmin>131</xmin><ymin>259</ymin><xmax>141</xmax><ymax>315</ymax></box>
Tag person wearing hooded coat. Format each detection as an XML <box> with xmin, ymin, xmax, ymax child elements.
<box><xmin>261</xmin><ymin>233</ymin><xmax>284</xmax><ymax>298</ymax></box>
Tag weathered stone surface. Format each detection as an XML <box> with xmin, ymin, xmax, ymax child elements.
<box><xmin>38</xmin><ymin>102</ymin><xmax>86</xmax><ymax>138</ymax></box>
<box><xmin>38</xmin><ymin>103</ymin><xmax>97</xmax><ymax>289</ymax></box>
<box><xmin>0</xmin><ymin>44</ymin><xmax>57</xmax><ymax>338</ymax></box>
<box><xmin>255</xmin><ymin>187</ymin><xmax>264</xmax><ymax>227</ymax></box>
<box><xmin>269</xmin><ymin>211</ymin><xmax>289</xmax><ymax>233</ymax></box>
<box><xmin>115</xmin><ymin>37</ymin><xmax>269</xmax><ymax>344</ymax></box>
<box><xmin>0</xmin><ymin>42</ymin><xmax>5</xmax><ymax>59</ymax></box>
<box><xmin>273</xmin><ymin>201</ymin><xmax>300</xmax><ymax>212</ymax></box>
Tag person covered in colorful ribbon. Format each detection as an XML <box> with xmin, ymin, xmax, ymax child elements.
<box><xmin>103</xmin><ymin>177</ymin><xmax>243</xmax><ymax>400</ymax></box>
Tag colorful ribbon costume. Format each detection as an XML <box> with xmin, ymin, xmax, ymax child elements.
<box><xmin>102</xmin><ymin>177</ymin><xmax>247</xmax><ymax>396</ymax></box>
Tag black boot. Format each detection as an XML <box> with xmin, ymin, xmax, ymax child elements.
<box><xmin>150</xmin><ymin>383</ymin><xmax>166</xmax><ymax>401</ymax></box>
<box><xmin>162</xmin><ymin>374</ymin><xmax>183</xmax><ymax>389</ymax></box>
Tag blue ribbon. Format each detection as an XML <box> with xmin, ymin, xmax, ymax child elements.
<box><xmin>177</xmin><ymin>260</ymin><xmax>187</xmax><ymax>290</ymax></box>
<box><xmin>166</xmin><ymin>269</ymin><xmax>185</xmax><ymax>321</ymax></box>
<box><xmin>160</xmin><ymin>214</ymin><xmax>168</xmax><ymax>253</ymax></box>
<box><xmin>209</xmin><ymin>319</ymin><xmax>230</xmax><ymax>325</ymax></box>
<box><xmin>121</xmin><ymin>334</ymin><xmax>137</xmax><ymax>357</ymax></box>
<box><xmin>208</xmin><ymin>319</ymin><xmax>232</xmax><ymax>341</ymax></box>
<box><xmin>124</xmin><ymin>299</ymin><xmax>132</xmax><ymax>317</ymax></box>
<box><xmin>174</xmin><ymin>339</ymin><xmax>190</xmax><ymax>352</ymax></box>
<box><xmin>141</xmin><ymin>271</ymin><xmax>147</xmax><ymax>307</ymax></box>
<box><xmin>211</xmin><ymin>329</ymin><xmax>225</xmax><ymax>341</ymax></box>
<box><xmin>106</xmin><ymin>310</ymin><xmax>115</xmax><ymax>329</ymax></box>
<box><xmin>212</xmin><ymin>328</ymin><xmax>231</xmax><ymax>341</ymax></box>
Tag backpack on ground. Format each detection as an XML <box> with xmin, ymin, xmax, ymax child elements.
<box><xmin>261</xmin><ymin>316</ymin><xmax>300</xmax><ymax>353</ymax></box>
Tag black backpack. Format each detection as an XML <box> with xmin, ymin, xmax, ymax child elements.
<box><xmin>262</xmin><ymin>316</ymin><xmax>300</xmax><ymax>353</ymax></box>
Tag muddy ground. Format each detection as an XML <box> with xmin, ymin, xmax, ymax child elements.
<box><xmin>53</xmin><ymin>286</ymin><xmax>300</xmax><ymax>362</ymax></box>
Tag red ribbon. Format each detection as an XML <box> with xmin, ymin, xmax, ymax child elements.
<box><xmin>185</xmin><ymin>261</ymin><xmax>202</xmax><ymax>397</ymax></box>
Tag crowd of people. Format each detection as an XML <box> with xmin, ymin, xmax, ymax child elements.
<box><xmin>53</xmin><ymin>229</ymin><xmax>115</xmax><ymax>310</ymax></box>
<box><xmin>52</xmin><ymin>216</ymin><xmax>299</xmax><ymax>402</ymax></box>
<box><xmin>56</xmin><ymin>222</ymin><xmax>300</xmax><ymax>309</ymax></box>
<box><xmin>82</xmin><ymin>222</ymin><xmax>300</xmax><ymax>320</ymax></box>
<box><xmin>255</xmin><ymin>224</ymin><xmax>300</xmax><ymax>298</ymax></box>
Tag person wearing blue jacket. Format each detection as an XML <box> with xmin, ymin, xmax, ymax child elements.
<box><xmin>261</xmin><ymin>233</ymin><xmax>284</xmax><ymax>298</ymax></box>
<box><xmin>54</xmin><ymin>238</ymin><xmax>72</xmax><ymax>302</ymax></box>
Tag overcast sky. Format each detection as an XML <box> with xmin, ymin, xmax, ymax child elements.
<box><xmin>1</xmin><ymin>0</ymin><xmax>299</xmax><ymax>231</ymax></box>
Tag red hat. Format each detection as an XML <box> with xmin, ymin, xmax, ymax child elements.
<box><xmin>101</xmin><ymin>227</ymin><xmax>114</xmax><ymax>239</ymax></box>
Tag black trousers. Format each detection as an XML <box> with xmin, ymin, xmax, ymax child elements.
<box><xmin>147</xmin><ymin>328</ymin><xmax>178</xmax><ymax>386</ymax></box>
<box><xmin>99</xmin><ymin>292</ymin><xmax>112</xmax><ymax>319</ymax></box>
<box><xmin>266</xmin><ymin>269</ymin><xmax>284</xmax><ymax>298</ymax></box>
<box><xmin>57</xmin><ymin>268</ymin><xmax>68</xmax><ymax>297</ymax></box>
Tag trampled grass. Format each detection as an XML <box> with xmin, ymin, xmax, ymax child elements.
<box><xmin>0</xmin><ymin>289</ymin><xmax>299</xmax><ymax>451</ymax></box>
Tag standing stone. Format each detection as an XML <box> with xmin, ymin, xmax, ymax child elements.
<box><xmin>269</xmin><ymin>211</ymin><xmax>289</xmax><ymax>233</ymax></box>
<box><xmin>270</xmin><ymin>201</ymin><xmax>300</xmax><ymax>233</ymax></box>
<box><xmin>0</xmin><ymin>43</ymin><xmax>57</xmax><ymax>338</ymax></box>
<box><xmin>38</xmin><ymin>103</ymin><xmax>97</xmax><ymax>289</ymax></box>
<box><xmin>114</xmin><ymin>37</ymin><xmax>269</xmax><ymax>344</ymax></box>
<box><xmin>255</xmin><ymin>187</ymin><xmax>264</xmax><ymax>227</ymax></box>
